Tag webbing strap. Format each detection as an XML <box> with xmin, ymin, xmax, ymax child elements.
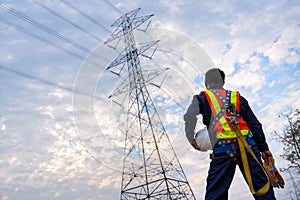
<box><xmin>233</xmin><ymin>125</ymin><xmax>270</xmax><ymax>196</ymax></box>
<box><xmin>207</xmin><ymin>90</ymin><xmax>231</xmax><ymax>135</ymax></box>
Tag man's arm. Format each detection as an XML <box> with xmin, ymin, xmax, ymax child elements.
<box><xmin>239</xmin><ymin>95</ymin><xmax>269</xmax><ymax>152</ymax></box>
<box><xmin>184</xmin><ymin>95</ymin><xmax>200</xmax><ymax>145</ymax></box>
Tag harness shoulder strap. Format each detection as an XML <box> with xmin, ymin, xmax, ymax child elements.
<box><xmin>205</xmin><ymin>89</ymin><xmax>231</xmax><ymax>135</ymax></box>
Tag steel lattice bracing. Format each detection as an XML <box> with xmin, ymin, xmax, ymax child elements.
<box><xmin>104</xmin><ymin>8</ymin><xmax>196</xmax><ymax>200</ymax></box>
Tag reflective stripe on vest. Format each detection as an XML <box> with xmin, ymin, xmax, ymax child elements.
<box><xmin>203</xmin><ymin>89</ymin><xmax>249</xmax><ymax>139</ymax></box>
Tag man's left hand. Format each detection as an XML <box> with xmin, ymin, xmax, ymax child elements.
<box><xmin>261</xmin><ymin>150</ymin><xmax>272</xmax><ymax>163</ymax></box>
<box><xmin>191</xmin><ymin>139</ymin><xmax>200</xmax><ymax>151</ymax></box>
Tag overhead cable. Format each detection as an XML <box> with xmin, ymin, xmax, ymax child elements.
<box><xmin>0</xmin><ymin>3</ymin><xmax>91</xmax><ymax>53</ymax></box>
<box><xmin>102</xmin><ymin>0</ymin><xmax>124</xmax><ymax>15</ymax></box>
<box><xmin>36</xmin><ymin>2</ymin><xmax>103</xmax><ymax>42</ymax></box>
<box><xmin>0</xmin><ymin>64</ymin><xmax>110</xmax><ymax>102</ymax></box>
<box><xmin>0</xmin><ymin>16</ymin><xmax>85</xmax><ymax>60</ymax></box>
<box><xmin>59</xmin><ymin>0</ymin><xmax>111</xmax><ymax>34</ymax></box>
<box><xmin>0</xmin><ymin>64</ymin><xmax>74</xmax><ymax>93</ymax></box>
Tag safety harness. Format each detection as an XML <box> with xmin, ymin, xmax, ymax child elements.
<box><xmin>203</xmin><ymin>89</ymin><xmax>284</xmax><ymax>196</ymax></box>
<box><xmin>226</xmin><ymin>102</ymin><xmax>270</xmax><ymax>196</ymax></box>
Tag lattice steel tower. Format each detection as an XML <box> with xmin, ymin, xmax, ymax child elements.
<box><xmin>104</xmin><ymin>8</ymin><xmax>196</xmax><ymax>200</ymax></box>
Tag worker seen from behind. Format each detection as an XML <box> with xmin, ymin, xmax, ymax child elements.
<box><xmin>184</xmin><ymin>68</ymin><xmax>276</xmax><ymax>200</ymax></box>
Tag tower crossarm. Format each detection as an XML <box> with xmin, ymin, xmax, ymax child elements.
<box><xmin>106</xmin><ymin>40</ymin><xmax>160</xmax><ymax>70</ymax></box>
<box><xmin>104</xmin><ymin>8</ymin><xmax>154</xmax><ymax>44</ymax></box>
<box><xmin>108</xmin><ymin>67</ymin><xmax>169</xmax><ymax>100</ymax></box>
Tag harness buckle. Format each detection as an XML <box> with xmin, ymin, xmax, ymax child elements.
<box><xmin>225</xmin><ymin>103</ymin><xmax>239</xmax><ymax>126</ymax></box>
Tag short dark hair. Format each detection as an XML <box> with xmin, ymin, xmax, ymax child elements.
<box><xmin>205</xmin><ymin>68</ymin><xmax>225</xmax><ymax>87</ymax></box>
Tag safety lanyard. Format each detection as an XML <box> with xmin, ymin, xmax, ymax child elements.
<box><xmin>231</xmin><ymin>118</ymin><xmax>270</xmax><ymax>196</ymax></box>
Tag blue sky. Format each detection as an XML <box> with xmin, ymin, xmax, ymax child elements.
<box><xmin>1</xmin><ymin>0</ymin><xmax>299</xmax><ymax>199</ymax></box>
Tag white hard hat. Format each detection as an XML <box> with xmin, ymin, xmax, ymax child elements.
<box><xmin>195</xmin><ymin>127</ymin><xmax>213</xmax><ymax>152</ymax></box>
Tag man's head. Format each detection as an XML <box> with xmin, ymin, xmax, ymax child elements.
<box><xmin>205</xmin><ymin>68</ymin><xmax>225</xmax><ymax>88</ymax></box>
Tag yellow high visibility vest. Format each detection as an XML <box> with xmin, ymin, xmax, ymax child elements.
<box><xmin>203</xmin><ymin>89</ymin><xmax>250</xmax><ymax>139</ymax></box>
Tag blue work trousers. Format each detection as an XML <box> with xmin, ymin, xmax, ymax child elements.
<box><xmin>205</xmin><ymin>149</ymin><xmax>276</xmax><ymax>200</ymax></box>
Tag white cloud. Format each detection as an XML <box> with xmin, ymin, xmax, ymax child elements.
<box><xmin>269</xmin><ymin>80</ymin><xmax>275</xmax><ymax>87</ymax></box>
<box><xmin>264</xmin><ymin>26</ymin><xmax>300</xmax><ymax>66</ymax></box>
<box><xmin>1</xmin><ymin>124</ymin><xmax>6</xmax><ymax>131</ymax></box>
<box><xmin>227</xmin><ymin>65</ymin><xmax>266</xmax><ymax>93</ymax></box>
<box><xmin>287</xmin><ymin>49</ymin><xmax>300</xmax><ymax>65</ymax></box>
<box><xmin>158</xmin><ymin>0</ymin><xmax>184</xmax><ymax>14</ymax></box>
<box><xmin>5</xmin><ymin>54</ymin><xmax>14</xmax><ymax>61</ymax></box>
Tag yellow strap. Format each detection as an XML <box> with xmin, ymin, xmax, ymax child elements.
<box><xmin>233</xmin><ymin>125</ymin><xmax>270</xmax><ymax>196</ymax></box>
<box><xmin>205</xmin><ymin>90</ymin><xmax>221</xmax><ymax>113</ymax></box>
<box><xmin>231</xmin><ymin>91</ymin><xmax>237</xmax><ymax>106</ymax></box>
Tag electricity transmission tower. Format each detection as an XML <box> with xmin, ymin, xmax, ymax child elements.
<box><xmin>104</xmin><ymin>8</ymin><xmax>196</xmax><ymax>200</ymax></box>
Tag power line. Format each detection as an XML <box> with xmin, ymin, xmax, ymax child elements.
<box><xmin>0</xmin><ymin>63</ymin><xmax>117</xmax><ymax>166</ymax></box>
<box><xmin>102</xmin><ymin>0</ymin><xmax>123</xmax><ymax>15</ymax></box>
<box><xmin>35</xmin><ymin>2</ymin><xmax>103</xmax><ymax>42</ymax></box>
<box><xmin>0</xmin><ymin>3</ymin><xmax>91</xmax><ymax>53</ymax></box>
<box><xmin>0</xmin><ymin>16</ymin><xmax>85</xmax><ymax>60</ymax></box>
<box><xmin>0</xmin><ymin>64</ymin><xmax>74</xmax><ymax>93</ymax></box>
<box><xmin>0</xmin><ymin>16</ymin><xmax>110</xmax><ymax>66</ymax></box>
<box><xmin>0</xmin><ymin>3</ymin><xmax>111</xmax><ymax>64</ymax></box>
<box><xmin>0</xmin><ymin>64</ymin><xmax>110</xmax><ymax>103</ymax></box>
<box><xmin>59</xmin><ymin>0</ymin><xmax>111</xmax><ymax>34</ymax></box>
<box><xmin>0</xmin><ymin>2</ymin><xmax>126</xmax><ymax>65</ymax></box>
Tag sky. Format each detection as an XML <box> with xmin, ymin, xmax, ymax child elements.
<box><xmin>0</xmin><ymin>0</ymin><xmax>300</xmax><ymax>199</ymax></box>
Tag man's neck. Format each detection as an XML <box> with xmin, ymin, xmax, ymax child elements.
<box><xmin>207</xmin><ymin>85</ymin><xmax>224</xmax><ymax>90</ymax></box>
